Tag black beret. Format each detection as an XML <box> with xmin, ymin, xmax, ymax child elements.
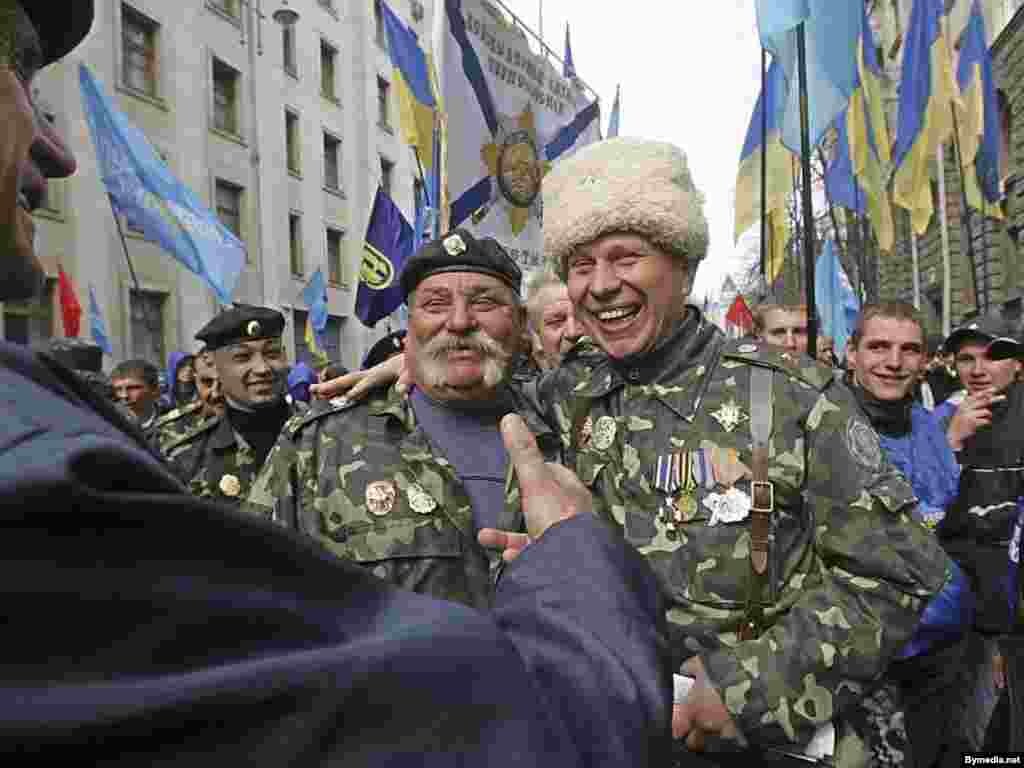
<box><xmin>195</xmin><ymin>306</ymin><xmax>285</xmax><ymax>351</ymax></box>
<box><xmin>23</xmin><ymin>1</ymin><xmax>95</xmax><ymax>66</ymax></box>
<box><xmin>400</xmin><ymin>229</ymin><xmax>522</xmax><ymax>299</ymax></box>
<box><xmin>362</xmin><ymin>330</ymin><xmax>407</xmax><ymax>370</ymax></box>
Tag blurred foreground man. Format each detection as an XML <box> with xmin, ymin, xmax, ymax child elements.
<box><xmin>538</xmin><ymin>138</ymin><xmax>951</xmax><ymax>765</ymax></box>
<box><xmin>845</xmin><ymin>303</ymin><xmax>972</xmax><ymax>767</ymax></box>
<box><xmin>933</xmin><ymin>314</ymin><xmax>1024</xmax><ymax>752</ymax></box>
<box><xmin>247</xmin><ymin>231</ymin><xmax>561</xmax><ymax>610</ymax></box>
<box><xmin>0</xmin><ymin>4</ymin><xmax>671</xmax><ymax>764</ymax></box>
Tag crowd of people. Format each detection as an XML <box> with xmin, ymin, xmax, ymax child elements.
<box><xmin>2</xmin><ymin>2</ymin><xmax>1022</xmax><ymax>767</ymax></box>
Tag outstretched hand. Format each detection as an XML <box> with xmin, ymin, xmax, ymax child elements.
<box><xmin>310</xmin><ymin>353</ymin><xmax>407</xmax><ymax>401</ymax></box>
<box><xmin>477</xmin><ymin>414</ymin><xmax>592</xmax><ymax>561</ymax></box>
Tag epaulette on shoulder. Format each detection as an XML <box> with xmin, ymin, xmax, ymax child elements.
<box><xmin>163</xmin><ymin>413</ymin><xmax>220</xmax><ymax>454</ymax></box>
<box><xmin>287</xmin><ymin>395</ymin><xmax>359</xmax><ymax>438</ymax></box>
<box><xmin>720</xmin><ymin>339</ymin><xmax>835</xmax><ymax>391</ymax></box>
<box><xmin>152</xmin><ymin>400</ymin><xmax>202</xmax><ymax>429</ymax></box>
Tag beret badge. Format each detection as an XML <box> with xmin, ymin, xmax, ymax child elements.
<box><xmin>443</xmin><ymin>233</ymin><xmax>468</xmax><ymax>256</ymax></box>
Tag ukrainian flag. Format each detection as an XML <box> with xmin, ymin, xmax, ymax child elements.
<box><xmin>734</xmin><ymin>58</ymin><xmax>794</xmax><ymax>284</ymax></box>
<box><xmin>892</xmin><ymin>0</ymin><xmax>963</xmax><ymax>235</ymax></box>
<box><xmin>834</xmin><ymin>1</ymin><xmax>893</xmax><ymax>251</ymax></box>
<box><xmin>956</xmin><ymin>0</ymin><xmax>1003</xmax><ymax>219</ymax></box>
<box><xmin>380</xmin><ymin>2</ymin><xmax>437</xmax><ymax>172</ymax></box>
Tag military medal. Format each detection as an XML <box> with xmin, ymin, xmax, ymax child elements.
<box><xmin>219</xmin><ymin>474</ymin><xmax>241</xmax><ymax>497</ymax></box>
<box><xmin>578</xmin><ymin>415</ymin><xmax>594</xmax><ymax>448</ymax></box>
<box><xmin>673</xmin><ymin>452</ymin><xmax>699</xmax><ymax>523</ymax></box>
<box><xmin>710</xmin><ymin>399</ymin><xmax>749</xmax><ymax>434</ymax></box>
<box><xmin>591</xmin><ymin>416</ymin><xmax>617</xmax><ymax>451</ymax></box>
<box><xmin>366</xmin><ymin>480</ymin><xmax>396</xmax><ymax>516</ymax></box>
<box><xmin>407</xmin><ymin>483</ymin><xmax>437</xmax><ymax>514</ymax></box>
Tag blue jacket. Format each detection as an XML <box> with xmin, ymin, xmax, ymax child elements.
<box><xmin>161</xmin><ymin>350</ymin><xmax>192</xmax><ymax>410</ymax></box>
<box><xmin>878</xmin><ymin>404</ymin><xmax>973</xmax><ymax>658</ymax></box>
<box><xmin>0</xmin><ymin>341</ymin><xmax>670</xmax><ymax>766</ymax></box>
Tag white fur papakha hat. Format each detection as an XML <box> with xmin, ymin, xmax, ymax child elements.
<box><xmin>543</xmin><ymin>137</ymin><xmax>709</xmax><ymax>279</ymax></box>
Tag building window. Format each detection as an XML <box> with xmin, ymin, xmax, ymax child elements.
<box><xmin>323</xmin><ymin>132</ymin><xmax>341</xmax><ymax>191</ymax></box>
<box><xmin>380</xmin><ymin>157</ymin><xmax>394</xmax><ymax>197</ymax></box>
<box><xmin>130</xmin><ymin>290</ymin><xmax>166</xmax><ymax>366</ymax></box>
<box><xmin>326</xmin><ymin>227</ymin><xmax>345</xmax><ymax>285</ymax></box>
<box><xmin>122</xmin><ymin>4</ymin><xmax>159</xmax><ymax>97</ymax></box>
<box><xmin>321</xmin><ymin>41</ymin><xmax>338</xmax><ymax>101</ymax></box>
<box><xmin>286</xmin><ymin>110</ymin><xmax>301</xmax><ymax>175</ymax></box>
<box><xmin>215</xmin><ymin>179</ymin><xmax>244</xmax><ymax>251</ymax></box>
<box><xmin>208</xmin><ymin>0</ymin><xmax>238</xmax><ymax>18</ymax></box>
<box><xmin>282</xmin><ymin>24</ymin><xmax>297</xmax><ymax>76</ymax></box>
<box><xmin>212</xmin><ymin>57</ymin><xmax>241</xmax><ymax>136</ymax></box>
<box><xmin>289</xmin><ymin>213</ymin><xmax>304</xmax><ymax>276</ymax></box>
<box><xmin>377</xmin><ymin>77</ymin><xmax>391</xmax><ymax>130</ymax></box>
<box><xmin>3</xmin><ymin>279</ymin><xmax>54</xmax><ymax>345</ymax></box>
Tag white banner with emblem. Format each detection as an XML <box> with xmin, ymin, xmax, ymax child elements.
<box><xmin>438</xmin><ymin>0</ymin><xmax>601</xmax><ymax>281</ymax></box>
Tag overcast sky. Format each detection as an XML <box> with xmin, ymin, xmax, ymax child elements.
<box><xmin>502</xmin><ymin>0</ymin><xmax>764</xmax><ymax>300</ymax></box>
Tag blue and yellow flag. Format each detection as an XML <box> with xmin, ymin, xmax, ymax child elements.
<box><xmin>814</xmin><ymin>239</ymin><xmax>860</xmax><ymax>362</ymax></box>
<box><xmin>734</xmin><ymin>58</ymin><xmax>794</xmax><ymax>283</ymax></box>
<box><xmin>78</xmin><ymin>65</ymin><xmax>245</xmax><ymax>304</ymax></box>
<box><xmin>828</xmin><ymin>2</ymin><xmax>893</xmax><ymax>251</ymax></box>
<box><xmin>892</xmin><ymin>0</ymin><xmax>963</xmax><ymax>235</ymax></box>
<box><xmin>760</xmin><ymin>0</ymin><xmax>860</xmax><ymax>155</ymax></box>
<box><xmin>299</xmin><ymin>268</ymin><xmax>329</xmax><ymax>364</ymax></box>
<box><xmin>381</xmin><ymin>2</ymin><xmax>437</xmax><ymax>172</ymax></box>
<box><xmin>357</xmin><ymin>187</ymin><xmax>414</xmax><ymax>328</ymax></box>
<box><xmin>957</xmin><ymin>0</ymin><xmax>1003</xmax><ymax>219</ymax></box>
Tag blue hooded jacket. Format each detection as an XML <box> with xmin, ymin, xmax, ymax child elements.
<box><xmin>162</xmin><ymin>352</ymin><xmax>195</xmax><ymax>410</ymax></box>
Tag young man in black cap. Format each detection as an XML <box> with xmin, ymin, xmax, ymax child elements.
<box><xmin>0</xmin><ymin>7</ymin><xmax>671</xmax><ymax>763</ymax></box>
<box><xmin>164</xmin><ymin>306</ymin><xmax>305</xmax><ymax>505</ymax></box>
<box><xmin>932</xmin><ymin>313</ymin><xmax>1024</xmax><ymax>752</ymax></box>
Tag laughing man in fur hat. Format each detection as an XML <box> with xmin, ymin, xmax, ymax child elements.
<box><xmin>535</xmin><ymin>137</ymin><xmax>955</xmax><ymax>764</ymax></box>
<box><xmin>315</xmin><ymin>137</ymin><xmax>955</xmax><ymax>765</ymax></box>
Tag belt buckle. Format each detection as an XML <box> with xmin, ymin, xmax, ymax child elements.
<box><xmin>750</xmin><ymin>480</ymin><xmax>774</xmax><ymax>513</ymax></box>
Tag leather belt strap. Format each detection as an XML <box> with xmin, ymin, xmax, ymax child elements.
<box><xmin>741</xmin><ymin>366</ymin><xmax>774</xmax><ymax>641</ymax></box>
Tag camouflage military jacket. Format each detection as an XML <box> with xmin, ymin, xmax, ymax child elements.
<box><xmin>245</xmin><ymin>384</ymin><xmax>560</xmax><ymax>611</ymax></box>
<box><xmin>145</xmin><ymin>400</ymin><xmax>206</xmax><ymax>457</ymax></box>
<box><xmin>541</xmin><ymin>311</ymin><xmax>951</xmax><ymax>751</ymax></box>
<box><xmin>166</xmin><ymin>400</ymin><xmax>306</xmax><ymax>505</ymax></box>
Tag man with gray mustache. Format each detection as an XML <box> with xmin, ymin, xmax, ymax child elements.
<box><xmin>246</xmin><ymin>229</ymin><xmax>559</xmax><ymax>609</ymax></box>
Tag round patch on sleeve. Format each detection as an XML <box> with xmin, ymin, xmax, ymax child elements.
<box><xmin>846</xmin><ymin>417</ymin><xmax>882</xmax><ymax>471</ymax></box>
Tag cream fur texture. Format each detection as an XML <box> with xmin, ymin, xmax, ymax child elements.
<box><xmin>543</xmin><ymin>137</ymin><xmax>709</xmax><ymax>278</ymax></box>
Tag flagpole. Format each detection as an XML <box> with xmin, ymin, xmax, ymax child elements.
<box><xmin>759</xmin><ymin>47</ymin><xmax>768</xmax><ymax>281</ymax></box>
<box><xmin>910</xmin><ymin>217</ymin><xmax>921</xmax><ymax>310</ymax></box>
<box><xmin>796</xmin><ymin>22</ymin><xmax>818</xmax><ymax>359</ymax></box>
<box><xmin>938</xmin><ymin>145</ymin><xmax>953</xmax><ymax>336</ymax></box>
<box><xmin>950</xmin><ymin>107</ymin><xmax>981</xmax><ymax>311</ymax></box>
<box><xmin>107</xmin><ymin>193</ymin><xmax>163</xmax><ymax>349</ymax></box>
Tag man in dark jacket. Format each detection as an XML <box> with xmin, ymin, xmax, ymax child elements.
<box><xmin>0</xmin><ymin>3</ymin><xmax>672</xmax><ymax>765</ymax></box>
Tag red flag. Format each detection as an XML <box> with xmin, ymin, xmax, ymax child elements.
<box><xmin>725</xmin><ymin>294</ymin><xmax>754</xmax><ymax>332</ymax></box>
<box><xmin>58</xmin><ymin>268</ymin><xmax>82</xmax><ymax>337</ymax></box>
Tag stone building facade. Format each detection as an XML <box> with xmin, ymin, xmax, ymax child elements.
<box><xmin>4</xmin><ymin>0</ymin><xmax>432</xmax><ymax>371</ymax></box>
